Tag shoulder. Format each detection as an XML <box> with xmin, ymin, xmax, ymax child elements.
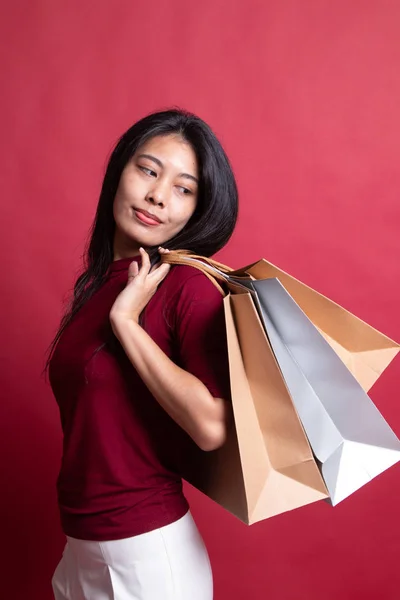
<box><xmin>162</xmin><ymin>266</ymin><xmax>227</xmax><ymax>340</ymax></box>
<box><xmin>160</xmin><ymin>266</ymin><xmax>226</xmax><ymax>326</ymax></box>
<box><xmin>164</xmin><ymin>265</ymin><xmax>224</xmax><ymax>302</ymax></box>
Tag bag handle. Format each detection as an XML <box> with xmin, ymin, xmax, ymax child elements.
<box><xmin>161</xmin><ymin>249</ymin><xmax>233</xmax><ymax>272</ymax></box>
<box><xmin>160</xmin><ymin>250</ymin><xmax>233</xmax><ymax>296</ymax></box>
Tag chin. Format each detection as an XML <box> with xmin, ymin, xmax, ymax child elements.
<box><xmin>117</xmin><ymin>221</ymin><xmax>162</xmax><ymax>249</ymax></box>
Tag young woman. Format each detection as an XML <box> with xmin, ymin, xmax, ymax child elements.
<box><xmin>44</xmin><ymin>107</ymin><xmax>238</xmax><ymax>599</ymax></box>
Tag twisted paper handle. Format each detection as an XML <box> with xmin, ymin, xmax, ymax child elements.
<box><xmin>160</xmin><ymin>250</ymin><xmax>234</xmax><ymax>296</ymax></box>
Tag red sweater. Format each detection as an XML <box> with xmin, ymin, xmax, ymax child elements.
<box><xmin>49</xmin><ymin>256</ymin><xmax>231</xmax><ymax>541</ymax></box>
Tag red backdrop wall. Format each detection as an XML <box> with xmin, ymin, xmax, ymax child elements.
<box><xmin>1</xmin><ymin>1</ymin><xmax>399</xmax><ymax>598</ymax></box>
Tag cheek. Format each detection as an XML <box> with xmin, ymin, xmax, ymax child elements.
<box><xmin>113</xmin><ymin>173</ymin><xmax>141</xmax><ymax>217</ymax></box>
<box><xmin>112</xmin><ymin>189</ymin><xmax>125</xmax><ymax>221</ymax></box>
<box><xmin>171</xmin><ymin>198</ymin><xmax>197</xmax><ymax>226</ymax></box>
<box><xmin>117</xmin><ymin>171</ymin><xmax>143</xmax><ymax>203</ymax></box>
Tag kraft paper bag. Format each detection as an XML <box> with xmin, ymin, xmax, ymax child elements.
<box><xmin>162</xmin><ymin>251</ymin><xmax>400</xmax><ymax>507</ymax></box>
<box><xmin>163</xmin><ymin>256</ymin><xmax>328</xmax><ymax>524</ymax></box>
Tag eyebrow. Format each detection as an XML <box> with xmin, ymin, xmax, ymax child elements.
<box><xmin>137</xmin><ymin>153</ymin><xmax>199</xmax><ymax>184</ymax></box>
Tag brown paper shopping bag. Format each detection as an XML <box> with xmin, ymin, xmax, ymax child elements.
<box><xmin>162</xmin><ymin>251</ymin><xmax>400</xmax><ymax>510</ymax></box>
<box><xmin>162</xmin><ymin>251</ymin><xmax>328</xmax><ymax>525</ymax></box>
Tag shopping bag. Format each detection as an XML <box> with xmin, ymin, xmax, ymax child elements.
<box><xmin>161</xmin><ymin>251</ymin><xmax>400</xmax><ymax>506</ymax></box>
<box><xmin>162</xmin><ymin>256</ymin><xmax>329</xmax><ymax>524</ymax></box>
<box><xmin>249</xmin><ymin>277</ymin><xmax>400</xmax><ymax>504</ymax></box>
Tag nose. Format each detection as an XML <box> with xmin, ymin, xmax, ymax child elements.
<box><xmin>146</xmin><ymin>181</ymin><xmax>167</xmax><ymax>207</ymax></box>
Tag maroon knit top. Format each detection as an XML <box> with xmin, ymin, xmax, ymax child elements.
<box><xmin>49</xmin><ymin>256</ymin><xmax>231</xmax><ymax>541</ymax></box>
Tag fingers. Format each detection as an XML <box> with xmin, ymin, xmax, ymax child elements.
<box><xmin>138</xmin><ymin>247</ymin><xmax>151</xmax><ymax>276</ymax></box>
<box><xmin>127</xmin><ymin>260</ymin><xmax>139</xmax><ymax>280</ymax></box>
<box><xmin>146</xmin><ymin>247</ymin><xmax>171</xmax><ymax>281</ymax></box>
<box><xmin>151</xmin><ymin>262</ymin><xmax>171</xmax><ymax>284</ymax></box>
<box><xmin>137</xmin><ymin>247</ymin><xmax>171</xmax><ymax>284</ymax></box>
<box><xmin>158</xmin><ymin>246</ymin><xmax>170</xmax><ymax>265</ymax></box>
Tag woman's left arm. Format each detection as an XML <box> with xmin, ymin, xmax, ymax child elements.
<box><xmin>109</xmin><ymin>248</ymin><xmax>232</xmax><ymax>452</ymax></box>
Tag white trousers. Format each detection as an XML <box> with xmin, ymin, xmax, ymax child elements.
<box><xmin>51</xmin><ymin>510</ymin><xmax>213</xmax><ymax>600</ymax></box>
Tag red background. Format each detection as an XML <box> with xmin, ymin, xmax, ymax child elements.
<box><xmin>1</xmin><ymin>1</ymin><xmax>399</xmax><ymax>598</ymax></box>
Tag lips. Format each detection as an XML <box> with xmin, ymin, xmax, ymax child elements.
<box><xmin>132</xmin><ymin>208</ymin><xmax>162</xmax><ymax>226</ymax></box>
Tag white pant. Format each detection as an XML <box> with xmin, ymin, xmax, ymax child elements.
<box><xmin>51</xmin><ymin>510</ymin><xmax>213</xmax><ymax>599</ymax></box>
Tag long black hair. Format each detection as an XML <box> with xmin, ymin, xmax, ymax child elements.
<box><xmin>42</xmin><ymin>107</ymin><xmax>239</xmax><ymax>380</ymax></box>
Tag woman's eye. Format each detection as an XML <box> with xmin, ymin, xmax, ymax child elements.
<box><xmin>139</xmin><ymin>166</ymin><xmax>157</xmax><ymax>177</ymax></box>
<box><xmin>177</xmin><ymin>186</ymin><xmax>192</xmax><ymax>195</ymax></box>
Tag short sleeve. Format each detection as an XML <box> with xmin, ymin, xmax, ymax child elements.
<box><xmin>171</xmin><ymin>272</ymin><xmax>232</xmax><ymax>402</ymax></box>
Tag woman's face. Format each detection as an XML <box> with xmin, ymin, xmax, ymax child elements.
<box><xmin>113</xmin><ymin>134</ymin><xmax>199</xmax><ymax>259</ymax></box>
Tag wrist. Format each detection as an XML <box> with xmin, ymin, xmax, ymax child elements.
<box><xmin>110</xmin><ymin>310</ymin><xmax>140</xmax><ymax>333</ymax></box>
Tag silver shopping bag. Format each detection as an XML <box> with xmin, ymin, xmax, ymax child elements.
<box><xmin>248</xmin><ymin>277</ymin><xmax>400</xmax><ymax>505</ymax></box>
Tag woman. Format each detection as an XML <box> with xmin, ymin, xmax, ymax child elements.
<box><xmin>44</xmin><ymin>107</ymin><xmax>238</xmax><ymax>599</ymax></box>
